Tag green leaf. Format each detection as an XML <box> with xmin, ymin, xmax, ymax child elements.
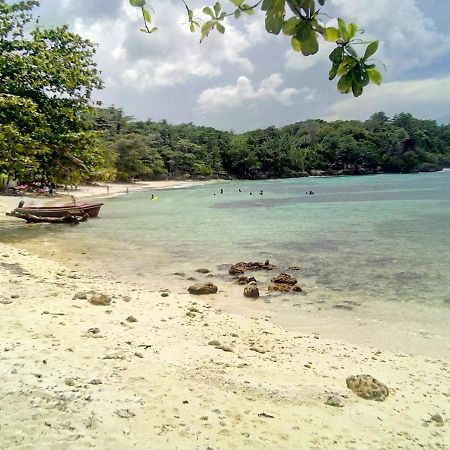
<box><xmin>201</xmin><ymin>21</ymin><xmax>215</xmax><ymax>41</ymax></box>
<box><xmin>188</xmin><ymin>9</ymin><xmax>193</xmax><ymax>20</ymax></box>
<box><xmin>234</xmin><ymin>9</ymin><xmax>241</xmax><ymax>18</ymax></box>
<box><xmin>214</xmin><ymin>2</ymin><xmax>221</xmax><ymax>17</ymax></box>
<box><xmin>337</xmin><ymin>18</ymin><xmax>347</xmax><ymax>41</ymax></box>
<box><xmin>129</xmin><ymin>0</ymin><xmax>146</xmax><ymax>7</ymax></box>
<box><xmin>337</xmin><ymin>73</ymin><xmax>352</xmax><ymax>93</ymax></box>
<box><xmin>323</xmin><ymin>27</ymin><xmax>339</xmax><ymax>42</ymax></box>
<box><xmin>291</xmin><ymin>36</ymin><xmax>302</xmax><ymax>52</ymax></box>
<box><xmin>363</xmin><ymin>41</ymin><xmax>378</xmax><ymax>61</ymax></box>
<box><xmin>329</xmin><ymin>64</ymin><xmax>338</xmax><ymax>80</ymax></box>
<box><xmin>337</xmin><ymin>56</ymin><xmax>357</xmax><ymax>76</ymax></box>
<box><xmin>230</xmin><ymin>0</ymin><xmax>244</xmax><ymax>5</ymax></box>
<box><xmin>216</xmin><ymin>22</ymin><xmax>225</xmax><ymax>34</ymax></box>
<box><xmin>265</xmin><ymin>4</ymin><xmax>285</xmax><ymax>35</ymax></box>
<box><xmin>300</xmin><ymin>33</ymin><xmax>318</xmax><ymax>56</ymax></box>
<box><xmin>347</xmin><ymin>22</ymin><xmax>357</xmax><ymax>40</ymax></box>
<box><xmin>352</xmin><ymin>80</ymin><xmax>363</xmax><ymax>97</ymax></box>
<box><xmin>142</xmin><ymin>8</ymin><xmax>151</xmax><ymax>23</ymax></box>
<box><xmin>282</xmin><ymin>17</ymin><xmax>299</xmax><ymax>36</ymax></box>
<box><xmin>190</xmin><ymin>23</ymin><xmax>195</xmax><ymax>33</ymax></box>
<box><xmin>203</xmin><ymin>7</ymin><xmax>215</xmax><ymax>18</ymax></box>
<box><xmin>262</xmin><ymin>0</ymin><xmax>277</xmax><ymax>11</ymax></box>
<box><xmin>329</xmin><ymin>46</ymin><xmax>344</xmax><ymax>64</ymax></box>
<box><xmin>367</xmin><ymin>68</ymin><xmax>382</xmax><ymax>85</ymax></box>
<box><xmin>241</xmin><ymin>4</ymin><xmax>256</xmax><ymax>14</ymax></box>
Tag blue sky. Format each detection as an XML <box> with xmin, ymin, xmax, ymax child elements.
<box><xmin>35</xmin><ymin>0</ymin><xmax>450</xmax><ymax>131</ymax></box>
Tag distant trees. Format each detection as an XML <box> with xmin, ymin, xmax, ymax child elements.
<box><xmin>95</xmin><ymin>106</ymin><xmax>450</xmax><ymax>181</ymax></box>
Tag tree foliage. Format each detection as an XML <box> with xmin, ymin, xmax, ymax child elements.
<box><xmin>95</xmin><ymin>107</ymin><xmax>450</xmax><ymax>181</ymax></box>
<box><xmin>0</xmin><ymin>0</ymin><xmax>104</xmax><ymax>184</ymax></box>
<box><xmin>129</xmin><ymin>0</ymin><xmax>382</xmax><ymax>97</ymax></box>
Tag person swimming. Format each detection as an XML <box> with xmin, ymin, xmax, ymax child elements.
<box><xmin>220</xmin><ymin>188</ymin><xmax>223</xmax><ymax>194</ymax></box>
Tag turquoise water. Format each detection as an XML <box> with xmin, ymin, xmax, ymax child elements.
<box><xmin>2</xmin><ymin>172</ymin><xmax>450</xmax><ymax>307</ymax></box>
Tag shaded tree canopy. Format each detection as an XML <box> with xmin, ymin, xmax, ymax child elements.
<box><xmin>0</xmin><ymin>0</ymin><xmax>104</xmax><ymax>184</ymax></box>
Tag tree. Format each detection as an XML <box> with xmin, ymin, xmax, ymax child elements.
<box><xmin>0</xmin><ymin>0</ymin><xmax>104</xmax><ymax>184</ymax></box>
<box><xmin>129</xmin><ymin>0</ymin><xmax>382</xmax><ymax>97</ymax></box>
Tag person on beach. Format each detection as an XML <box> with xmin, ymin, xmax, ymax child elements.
<box><xmin>220</xmin><ymin>188</ymin><xmax>223</xmax><ymax>194</ymax></box>
<box><xmin>106</xmin><ymin>185</ymin><xmax>110</xmax><ymax>195</ymax></box>
<box><xmin>126</xmin><ymin>187</ymin><xmax>129</xmax><ymax>194</ymax></box>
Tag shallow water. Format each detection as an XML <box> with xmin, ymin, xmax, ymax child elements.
<box><xmin>2</xmin><ymin>172</ymin><xmax>450</xmax><ymax>355</ymax></box>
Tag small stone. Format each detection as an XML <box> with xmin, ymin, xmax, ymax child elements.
<box><xmin>89</xmin><ymin>379</ymin><xmax>102</xmax><ymax>385</ymax></box>
<box><xmin>88</xmin><ymin>293</ymin><xmax>112</xmax><ymax>306</ymax></box>
<box><xmin>208</xmin><ymin>340</ymin><xmax>221</xmax><ymax>347</ymax></box>
<box><xmin>161</xmin><ymin>293</ymin><xmax>169</xmax><ymax>297</ymax></box>
<box><xmin>200</xmin><ymin>416</ymin><xmax>208</xmax><ymax>421</ymax></box>
<box><xmin>11</xmin><ymin>294</ymin><xmax>19</xmax><ymax>299</ymax></box>
<box><xmin>173</xmin><ymin>272</ymin><xmax>186</xmax><ymax>277</ymax></box>
<box><xmin>188</xmin><ymin>282</ymin><xmax>218</xmax><ymax>295</ymax></box>
<box><xmin>249</xmin><ymin>346</ymin><xmax>266</xmax><ymax>354</ymax></box>
<box><xmin>73</xmin><ymin>292</ymin><xmax>87</xmax><ymax>300</ymax></box>
<box><xmin>217</xmin><ymin>344</ymin><xmax>234</xmax><ymax>353</ymax></box>
<box><xmin>325</xmin><ymin>395</ymin><xmax>345</xmax><ymax>408</ymax></box>
<box><xmin>196</xmin><ymin>268</ymin><xmax>210</xmax><ymax>274</ymax></box>
<box><xmin>134</xmin><ymin>352</ymin><xmax>144</xmax><ymax>358</ymax></box>
<box><xmin>0</xmin><ymin>299</ymin><xmax>13</xmax><ymax>305</ymax></box>
<box><xmin>430</xmin><ymin>414</ymin><xmax>444</xmax><ymax>426</ymax></box>
<box><xmin>126</xmin><ymin>315</ymin><xmax>138</xmax><ymax>323</ymax></box>
<box><xmin>65</xmin><ymin>378</ymin><xmax>76</xmax><ymax>386</ymax></box>
<box><xmin>288</xmin><ymin>266</ymin><xmax>301</xmax><ymax>270</ymax></box>
<box><xmin>115</xmin><ymin>409</ymin><xmax>135</xmax><ymax>419</ymax></box>
<box><xmin>333</xmin><ymin>303</ymin><xmax>353</xmax><ymax>311</ymax></box>
<box><xmin>87</xmin><ymin>327</ymin><xmax>100</xmax><ymax>335</ymax></box>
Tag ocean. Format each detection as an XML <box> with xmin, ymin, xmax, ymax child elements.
<box><xmin>2</xmin><ymin>172</ymin><xmax>450</xmax><ymax>355</ymax></box>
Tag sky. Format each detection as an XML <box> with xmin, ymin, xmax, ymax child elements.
<box><xmin>34</xmin><ymin>0</ymin><xmax>450</xmax><ymax>131</ymax></box>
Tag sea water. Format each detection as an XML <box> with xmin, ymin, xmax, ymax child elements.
<box><xmin>2</xmin><ymin>172</ymin><xmax>450</xmax><ymax>355</ymax></box>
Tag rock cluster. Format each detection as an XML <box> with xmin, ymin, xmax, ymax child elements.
<box><xmin>267</xmin><ymin>273</ymin><xmax>302</xmax><ymax>293</ymax></box>
<box><xmin>229</xmin><ymin>260</ymin><xmax>275</xmax><ymax>275</ymax></box>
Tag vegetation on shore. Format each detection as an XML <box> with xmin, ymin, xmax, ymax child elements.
<box><xmin>94</xmin><ymin>107</ymin><xmax>450</xmax><ymax>181</ymax></box>
<box><xmin>1</xmin><ymin>1</ymin><xmax>449</xmax><ymax>187</ymax></box>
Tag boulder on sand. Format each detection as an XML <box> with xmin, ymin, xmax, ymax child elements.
<box><xmin>346</xmin><ymin>374</ymin><xmax>389</xmax><ymax>401</ymax></box>
<box><xmin>244</xmin><ymin>284</ymin><xmax>259</xmax><ymax>298</ymax></box>
<box><xmin>188</xmin><ymin>282</ymin><xmax>218</xmax><ymax>295</ymax></box>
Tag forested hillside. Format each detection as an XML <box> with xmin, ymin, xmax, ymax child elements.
<box><xmin>94</xmin><ymin>108</ymin><xmax>450</xmax><ymax>181</ymax></box>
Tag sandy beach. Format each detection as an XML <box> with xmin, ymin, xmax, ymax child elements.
<box><xmin>0</xmin><ymin>186</ymin><xmax>449</xmax><ymax>449</ymax></box>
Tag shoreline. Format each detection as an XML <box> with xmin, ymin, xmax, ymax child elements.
<box><xmin>1</xmin><ymin>178</ymin><xmax>449</xmax><ymax>448</ymax></box>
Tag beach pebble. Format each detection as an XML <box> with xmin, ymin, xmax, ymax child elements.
<box><xmin>249</xmin><ymin>346</ymin><xmax>266</xmax><ymax>354</ymax></box>
<box><xmin>10</xmin><ymin>294</ymin><xmax>19</xmax><ymax>299</ymax></box>
<box><xmin>161</xmin><ymin>293</ymin><xmax>169</xmax><ymax>297</ymax></box>
<box><xmin>188</xmin><ymin>282</ymin><xmax>218</xmax><ymax>295</ymax></box>
<box><xmin>73</xmin><ymin>292</ymin><xmax>87</xmax><ymax>300</ymax></box>
<box><xmin>65</xmin><ymin>378</ymin><xmax>76</xmax><ymax>387</ymax></box>
<box><xmin>88</xmin><ymin>293</ymin><xmax>112</xmax><ymax>306</ymax></box>
<box><xmin>115</xmin><ymin>409</ymin><xmax>135</xmax><ymax>419</ymax></box>
<box><xmin>208</xmin><ymin>340</ymin><xmax>221</xmax><ymax>347</ymax></box>
<box><xmin>89</xmin><ymin>379</ymin><xmax>102</xmax><ymax>385</ymax></box>
<box><xmin>196</xmin><ymin>268</ymin><xmax>210</xmax><ymax>274</ymax></box>
<box><xmin>333</xmin><ymin>303</ymin><xmax>353</xmax><ymax>311</ymax></box>
<box><xmin>244</xmin><ymin>284</ymin><xmax>259</xmax><ymax>298</ymax></box>
<box><xmin>325</xmin><ymin>395</ymin><xmax>345</xmax><ymax>408</ymax></box>
<box><xmin>126</xmin><ymin>315</ymin><xmax>138</xmax><ymax>323</ymax></box>
<box><xmin>346</xmin><ymin>374</ymin><xmax>389</xmax><ymax>401</ymax></box>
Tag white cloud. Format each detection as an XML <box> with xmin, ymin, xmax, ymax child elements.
<box><xmin>330</xmin><ymin>0</ymin><xmax>450</xmax><ymax>73</ymax></box>
<box><xmin>195</xmin><ymin>73</ymin><xmax>314</xmax><ymax>114</ymax></box>
<box><xmin>326</xmin><ymin>75</ymin><xmax>450</xmax><ymax>122</ymax></box>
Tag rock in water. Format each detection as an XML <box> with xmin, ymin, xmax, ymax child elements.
<box><xmin>244</xmin><ymin>284</ymin><xmax>259</xmax><ymax>298</ymax></box>
<box><xmin>188</xmin><ymin>282</ymin><xmax>218</xmax><ymax>295</ymax></box>
<box><xmin>346</xmin><ymin>374</ymin><xmax>389</xmax><ymax>401</ymax></box>
<box><xmin>271</xmin><ymin>273</ymin><xmax>297</xmax><ymax>285</ymax></box>
<box><xmin>229</xmin><ymin>261</ymin><xmax>276</xmax><ymax>275</ymax></box>
<box><xmin>196</xmin><ymin>268</ymin><xmax>210</xmax><ymax>274</ymax></box>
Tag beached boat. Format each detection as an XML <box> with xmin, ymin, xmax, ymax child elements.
<box><xmin>13</xmin><ymin>203</ymin><xmax>103</xmax><ymax>218</ymax></box>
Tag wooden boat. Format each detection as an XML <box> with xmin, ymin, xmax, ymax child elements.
<box><xmin>6</xmin><ymin>211</ymin><xmax>88</xmax><ymax>224</ymax></box>
<box><xmin>13</xmin><ymin>203</ymin><xmax>103</xmax><ymax>218</ymax></box>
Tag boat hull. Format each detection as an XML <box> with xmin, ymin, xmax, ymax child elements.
<box><xmin>14</xmin><ymin>203</ymin><xmax>103</xmax><ymax>218</ymax></box>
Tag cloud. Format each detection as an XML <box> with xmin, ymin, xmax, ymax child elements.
<box><xmin>195</xmin><ymin>73</ymin><xmax>314</xmax><ymax>114</ymax></box>
<box><xmin>326</xmin><ymin>75</ymin><xmax>450</xmax><ymax>122</ymax></box>
<box><xmin>330</xmin><ymin>0</ymin><xmax>450</xmax><ymax>73</ymax></box>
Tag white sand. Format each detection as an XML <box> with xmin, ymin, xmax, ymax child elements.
<box><xmin>0</xmin><ymin>188</ymin><xmax>449</xmax><ymax>449</ymax></box>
